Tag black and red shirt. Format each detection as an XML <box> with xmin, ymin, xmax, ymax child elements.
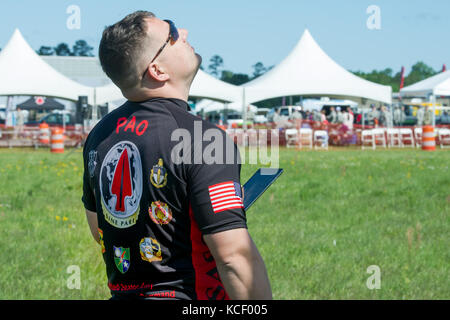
<box><xmin>82</xmin><ymin>98</ymin><xmax>247</xmax><ymax>300</ymax></box>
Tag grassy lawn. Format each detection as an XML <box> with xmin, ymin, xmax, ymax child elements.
<box><xmin>0</xmin><ymin>147</ymin><xmax>448</xmax><ymax>299</ymax></box>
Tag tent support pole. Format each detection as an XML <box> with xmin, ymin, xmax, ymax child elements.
<box><xmin>431</xmin><ymin>94</ymin><xmax>436</xmax><ymax>127</ymax></box>
<box><xmin>242</xmin><ymin>87</ymin><xmax>247</xmax><ymax>130</ymax></box>
<box><xmin>93</xmin><ymin>88</ymin><xmax>98</xmax><ymax>121</ymax></box>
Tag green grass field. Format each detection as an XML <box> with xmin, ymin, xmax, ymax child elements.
<box><xmin>0</xmin><ymin>147</ymin><xmax>448</xmax><ymax>299</ymax></box>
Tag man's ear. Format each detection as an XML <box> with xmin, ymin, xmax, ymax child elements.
<box><xmin>146</xmin><ymin>63</ymin><xmax>170</xmax><ymax>82</ymax></box>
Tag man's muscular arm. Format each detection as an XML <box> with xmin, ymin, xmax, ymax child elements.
<box><xmin>203</xmin><ymin>228</ymin><xmax>272</xmax><ymax>300</ymax></box>
<box><xmin>85</xmin><ymin>209</ymin><xmax>100</xmax><ymax>244</ymax></box>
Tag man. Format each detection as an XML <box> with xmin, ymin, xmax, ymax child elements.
<box><xmin>327</xmin><ymin>106</ymin><xmax>337</xmax><ymax>124</ymax></box>
<box><xmin>82</xmin><ymin>11</ymin><xmax>272</xmax><ymax>300</ymax></box>
<box><xmin>336</xmin><ymin>107</ymin><xmax>344</xmax><ymax>124</ymax></box>
<box><xmin>246</xmin><ymin>105</ymin><xmax>255</xmax><ymax>124</ymax></box>
<box><xmin>416</xmin><ymin>106</ymin><xmax>425</xmax><ymax>126</ymax></box>
<box><xmin>380</xmin><ymin>106</ymin><xmax>392</xmax><ymax>128</ymax></box>
<box><xmin>14</xmin><ymin>107</ymin><xmax>24</xmax><ymax>139</ymax></box>
<box><xmin>423</xmin><ymin>106</ymin><xmax>433</xmax><ymax>125</ymax></box>
<box><xmin>343</xmin><ymin>108</ymin><xmax>353</xmax><ymax>130</ymax></box>
<box><xmin>367</xmin><ymin>104</ymin><xmax>378</xmax><ymax>126</ymax></box>
<box><xmin>393</xmin><ymin>107</ymin><xmax>401</xmax><ymax>126</ymax></box>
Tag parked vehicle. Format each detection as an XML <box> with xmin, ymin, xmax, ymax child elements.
<box><xmin>226</xmin><ymin>113</ymin><xmax>243</xmax><ymax>126</ymax></box>
<box><xmin>278</xmin><ymin>106</ymin><xmax>302</xmax><ymax>119</ymax></box>
<box><xmin>25</xmin><ymin>111</ymin><xmax>76</xmax><ymax>127</ymax></box>
<box><xmin>0</xmin><ymin>108</ymin><xmax>5</xmax><ymax>125</ymax></box>
<box><xmin>254</xmin><ymin>108</ymin><xmax>270</xmax><ymax>123</ymax></box>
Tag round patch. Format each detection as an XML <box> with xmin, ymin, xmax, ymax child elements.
<box><xmin>100</xmin><ymin>141</ymin><xmax>143</xmax><ymax>229</ymax></box>
<box><xmin>139</xmin><ymin>237</ymin><xmax>162</xmax><ymax>263</ymax></box>
<box><xmin>149</xmin><ymin>201</ymin><xmax>173</xmax><ymax>225</ymax></box>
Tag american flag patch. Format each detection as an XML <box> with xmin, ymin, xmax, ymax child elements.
<box><xmin>208</xmin><ymin>181</ymin><xmax>244</xmax><ymax>213</ymax></box>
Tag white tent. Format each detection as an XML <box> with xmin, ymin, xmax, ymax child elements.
<box><xmin>242</xmin><ymin>29</ymin><xmax>392</xmax><ymax>104</ymax></box>
<box><xmin>95</xmin><ymin>69</ymin><xmax>243</xmax><ymax>105</ymax></box>
<box><xmin>400</xmin><ymin>70</ymin><xmax>450</xmax><ymax>97</ymax></box>
<box><xmin>189</xmin><ymin>69</ymin><xmax>242</xmax><ymax>102</ymax></box>
<box><xmin>0</xmin><ymin>29</ymin><xmax>93</xmax><ymax>103</ymax></box>
<box><xmin>194</xmin><ymin>99</ymin><xmax>257</xmax><ymax>114</ymax></box>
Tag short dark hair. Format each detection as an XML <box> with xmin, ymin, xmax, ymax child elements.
<box><xmin>99</xmin><ymin>11</ymin><xmax>155</xmax><ymax>90</ymax></box>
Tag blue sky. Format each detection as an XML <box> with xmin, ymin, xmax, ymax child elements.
<box><xmin>0</xmin><ymin>0</ymin><xmax>448</xmax><ymax>76</ymax></box>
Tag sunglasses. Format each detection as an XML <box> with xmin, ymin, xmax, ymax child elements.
<box><xmin>150</xmin><ymin>19</ymin><xmax>179</xmax><ymax>64</ymax></box>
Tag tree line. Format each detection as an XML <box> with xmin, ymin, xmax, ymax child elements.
<box><xmin>35</xmin><ymin>40</ymin><xmax>94</xmax><ymax>57</ymax></box>
<box><xmin>351</xmin><ymin>61</ymin><xmax>442</xmax><ymax>93</ymax></box>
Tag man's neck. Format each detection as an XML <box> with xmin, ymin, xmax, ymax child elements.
<box><xmin>125</xmin><ymin>87</ymin><xmax>189</xmax><ymax>103</ymax></box>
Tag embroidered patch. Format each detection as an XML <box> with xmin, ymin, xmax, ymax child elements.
<box><xmin>149</xmin><ymin>201</ymin><xmax>173</xmax><ymax>225</ymax></box>
<box><xmin>150</xmin><ymin>158</ymin><xmax>168</xmax><ymax>188</ymax></box>
<box><xmin>98</xmin><ymin>228</ymin><xmax>105</xmax><ymax>254</ymax></box>
<box><xmin>113</xmin><ymin>246</ymin><xmax>130</xmax><ymax>274</ymax></box>
<box><xmin>99</xmin><ymin>141</ymin><xmax>143</xmax><ymax>229</ymax></box>
<box><xmin>88</xmin><ymin>150</ymin><xmax>98</xmax><ymax>178</ymax></box>
<box><xmin>139</xmin><ymin>237</ymin><xmax>162</xmax><ymax>263</ymax></box>
<box><xmin>208</xmin><ymin>181</ymin><xmax>244</xmax><ymax>213</ymax></box>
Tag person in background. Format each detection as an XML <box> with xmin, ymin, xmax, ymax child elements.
<box><xmin>423</xmin><ymin>106</ymin><xmax>433</xmax><ymax>125</ymax></box>
<box><xmin>393</xmin><ymin>107</ymin><xmax>401</xmax><ymax>126</ymax></box>
<box><xmin>383</xmin><ymin>106</ymin><xmax>393</xmax><ymax>128</ymax></box>
<box><xmin>246</xmin><ymin>105</ymin><xmax>255</xmax><ymax>125</ymax></box>
<box><xmin>14</xmin><ymin>107</ymin><xmax>24</xmax><ymax>139</ymax></box>
<box><xmin>320</xmin><ymin>109</ymin><xmax>327</xmax><ymax>124</ymax></box>
<box><xmin>327</xmin><ymin>106</ymin><xmax>337</xmax><ymax>124</ymax></box>
<box><xmin>416</xmin><ymin>106</ymin><xmax>425</xmax><ymax>126</ymax></box>
<box><xmin>336</xmin><ymin>107</ymin><xmax>344</xmax><ymax>124</ymax></box>
<box><xmin>291</xmin><ymin>107</ymin><xmax>303</xmax><ymax>121</ymax></box>
<box><xmin>400</xmin><ymin>106</ymin><xmax>406</xmax><ymax>126</ymax></box>
<box><xmin>367</xmin><ymin>104</ymin><xmax>378</xmax><ymax>126</ymax></box>
<box><xmin>344</xmin><ymin>107</ymin><xmax>354</xmax><ymax>130</ymax></box>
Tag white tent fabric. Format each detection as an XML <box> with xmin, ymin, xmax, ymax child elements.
<box><xmin>242</xmin><ymin>29</ymin><xmax>392</xmax><ymax>104</ymax></box>
<box><xmin>0</xmin><ymin>29</ymin><xmax>93</xmax><ymax>102</ymax></box>
<box><xmin>400</xmin><ymin>70</ymin><xmax>450</xmax><ymax>97</ymax></box>
<box><xmin>94</xmin><ymin>82</ymin><xmax>123</xmax><ymax>105</ymax></box>
<box><xmin>189</xmin><ymin>69</ymin><xmax>242</xmax><ymax>102</ymax></box>
<box><xmin>95</xmin><ymin>69</ymin><xmax>243</xmax><ymax>105</ymax></box>
<box><xmin>194</xmin><ymin>99</ymin><xmax>257</xmax><ymax>114</ymax></box>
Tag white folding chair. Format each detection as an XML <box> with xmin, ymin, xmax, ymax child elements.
<box><xmin>234</xmin><ymin>129</ymin><xmax>245</xmax><ymax>147</ymax></box>
<box><xmin>245</xmin><ymin>129</ymin><xmax>258</xmax><ymax>147</ymax></box>
<box><xmin>438</xmin><ymin>128</ymin><xmax>450</xmax><ymax>148</ymax></box>
<box><xmin>299</xmin><ymin>128</ymin><xmax>313</xmax><ymax>149</ymax></box>
<box><xmin>285</xmin><ymin>129</ymin><xmax>299</xmax><ymax>148</ymax></box>
<box><xmin>361</xmin><ymin>129</ymin><xmax>375</xmax><ymax>150</ymax></box>
<box><xmin>314</xmin><ymin>130</ymin><xmax>328</xmax><ymax>150</ymax></box>
<box><xmin>372</xmin><ymin>128</ymin><xmax>386</xmax><ymax>149</ymax></box>
<box><xmin>399</xmin><ymin>128</ymin><xmax>414</xmax><ymax>148</ymax></box>
<box><xmin>414</xmin><ymin>127</ymin><xmax>422</xmax><ymax>148</ymax></box>
<box><xmin>386</xmin><ymin>128</ymin><xmax>401</xmax><ymax>148</ymax></box>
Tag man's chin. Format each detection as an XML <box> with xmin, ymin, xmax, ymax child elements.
<box><xmin>194</xmin><ymin>53</ymin><xmax>202</xmax><ymax>72</ymax></box>
<box><xmin>189</xmin><ymin>53</ymin><xmax>202</xmax><ymax>81</ymax></box>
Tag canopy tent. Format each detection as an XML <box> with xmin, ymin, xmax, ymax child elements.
<box><xmin>194</xmin><ymin>99</ymin><xmax>257</xmax><ymax>114</ymax></box>
<box><xmin>94</xmin><ymin>69</ymin><xmax>243</xmax><ymax>106</ymax></box>
<box><xmin>242</xmin><ymin>29</ymin><xmax>392</xmax><ymax>105</ymax></box>
<box><xmin>0</xmin><ymin>29</ymin><xmax>94</xmax><ymax>103</ymax></box>
<box><xmin>189</xmin><ymin>69</ymin><xmax>242</xmax><ymax>102</ymax></box>
<box><xmin>17</xmin><ymin>96</ymin><xmax>64</xmax><ymax>111</ymax></box>
<box><xmin>400</xmin><ymin>70</ymin><xmax>450</xmax><ymax>97</ymax></box>
<box><xmin>400</xmin><ymin>70</ymin><xmax>450</xmax><ymax>126</ymax></box>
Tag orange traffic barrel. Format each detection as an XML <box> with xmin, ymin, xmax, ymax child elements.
<box><xmin>39</xmin><ymin>122</ymin><xmax>50</xmax><ymax>145</ymax></box>
<box><xmin>422</xmin><ymin>125</ymin><xmax>435</xmax><ymax>151</ymax></box>
<box><xmin>50</xmin><ymin>128</ymin><xmax>65</xmax><ymax>153</ymax></box>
